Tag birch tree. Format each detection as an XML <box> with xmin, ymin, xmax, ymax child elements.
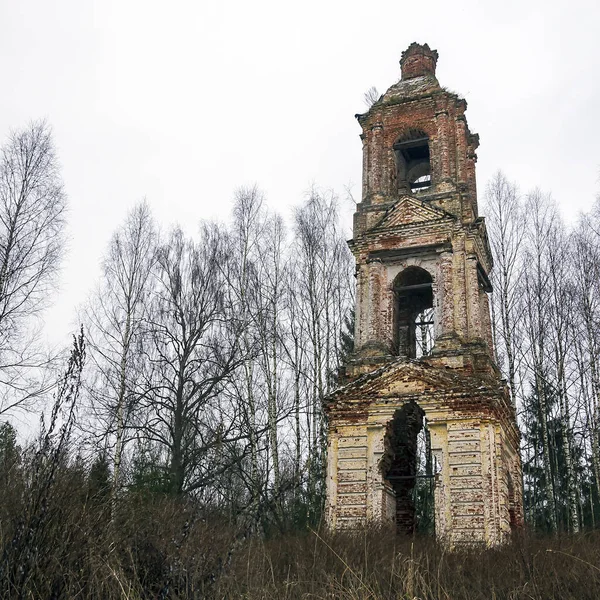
<box><xmin>84</xmin><ymin>201</ymin><xmax>157</xmax><ymax>505</ymax></box>
<box><xmin>571</xmin><ymin>214</ymin><xmax>600</xmax><ymax>519</ymax></box>
<box><xmin>484</xmin><ymin>171</ymin><xmax>525</xmax><ymax>405</ymax></box>
<box><xmin>291</xmin><ymin>188</ymin><xmax>353</xmax><ymax>520</ymax></box>
<box><xmin>226</xmin><ymin>186</ymin><xmax>268</xmax><ymax>527</ymax></box>
<box><xmin>0</xmin><ymin>121</ymin><xmax>66</xmax><ymax>414</ymax></box>
<box><xmin>256</xmin><ymin>213</ymin><xmax>288</xmax><ymax>519</ymax></box>
<box><xmin>522</xmin><ymin>189</ymin><xmax>558</xmax><ymax>531</ymax></box>
<box><xmin>546</xmin><ymin>219</ymin><xmax>579</xmax><ymax>531</ymax></box>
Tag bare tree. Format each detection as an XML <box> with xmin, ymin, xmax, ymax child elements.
<box><xmin>214</xmin><ymin>185</ymin><xmax>355</xmax><ymax>529</ymax></box>
<box><xmin>256</xmin><ymin>213</ymin><xmax>288</xmax><ymax>519</ymax></box>
<box><xmin>291</xmin><ymin>187</ymin><xmax>354</xmax><ymax>519</ymax></box>
<box><xmin>226</xmin><ymin>186</ymin><xmax>268</xmax><ymax>527</ymax></box>
<box><xmin>0</xmin><ymin>121</ymin><xmax>66</xmax><ymax>414</ymax></box>
<box><xmin>485</xmin><ymin>172</ymin><xmax>600</xmax><ymax>531</ymax></box>
<box><xmin>83</xmin><ymin>201</ymin><xmax>157</xmax><ymax>507</ymax></box>
<box><xmin>572</xmin><ymin>214</ymin><xmax>600</xmax><ymax>519</ymax></box>
<box><xmin>483</xmin><ymin>173</ymin><xmax>581</xmax><ymax>529</ymax></box>
<box><xmin>484</xmin><ymin>171</ymin><xmax>525</xmax><ymax>406</ymax></box>
<box><xmin>140</xmin><ymin>225</ymin><xmax>245</xmax><ymax>495</ymax></box>
<box><xmin>522</xmin><ymin>189</ymin><xmax>558</xmax><ymax>532</ymax></box>
<box><xmin>363</xmin><ymin>86</ymin><xmax>380</xmax><ymax>108</ymax></box>
<box><xmin>546</xmin><ymin>218</ymin><xmax>579</xmax><ymax>532</ymax></box>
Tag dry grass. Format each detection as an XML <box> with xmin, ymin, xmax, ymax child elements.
<box><xmin>1</xmin><ymin>459</ymin><xmax>599</xmax><ymax>599</ymax></box>
<box><xmin>216</xmin><ymin>527</ymin><xmax>600</xmax><ymax>600</ymax></box>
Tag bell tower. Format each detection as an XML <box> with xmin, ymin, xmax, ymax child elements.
<box><xmin>325</xmin><ymin>43</ymin><xmax>523</xmax><ymax>546</ymax></box>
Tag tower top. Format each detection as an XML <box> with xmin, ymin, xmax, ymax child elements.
<box><xmin>400</xmin><ymin>42</ymin><xmax>438</xmax><ymax>80</ymax></box>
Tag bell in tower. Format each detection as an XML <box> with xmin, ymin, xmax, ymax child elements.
<box><xmin>325</xmin><ymin>43</ymin><xmax>523</xmax><ymax>546</ymax></box>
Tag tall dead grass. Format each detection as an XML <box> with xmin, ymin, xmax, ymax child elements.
<box><xmin>215</xmin><ymin>527</ymin><xmax>600</xmax><ymax>600</ymax></box>
<box><xmin>1</xmin><ymin>458</ymin><xmax>599</xmax><ymax>599</ymax></box>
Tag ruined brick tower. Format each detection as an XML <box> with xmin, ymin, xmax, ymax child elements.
<box><xmin>325</xmin><ymin>43</ymin><xmax>523</xmax><ymax>545</ymax></box>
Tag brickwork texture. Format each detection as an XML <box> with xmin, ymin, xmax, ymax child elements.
<box><xmin>325</xmin><ymin>43</ymin><xmax>524</xmax><ymax>546</ymax></box>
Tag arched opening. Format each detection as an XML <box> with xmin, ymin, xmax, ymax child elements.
<box><xmin>380</xmin><ymin>402</ymin><xmax>436</xmax><ymax>535</ymax></box>
<box><xmin>393</xmin><ymin>130</ymin><xmax>431</xmax><ymax>195</ymax></box>
<box><xmin>393</xmin><ymin>267</ymin><xmax>435</xmax><ymax>358</ymax></box>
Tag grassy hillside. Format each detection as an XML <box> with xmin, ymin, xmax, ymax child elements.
<box><xmin>2</xmin><ymin>484</ymin><xmax>599</xmax><ymax>599</ymax></box>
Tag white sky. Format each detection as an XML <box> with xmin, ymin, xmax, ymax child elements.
<box><xmin>1</xmin><ymin>0</ymin><xmax>599</xmax><ymax>350</ymax></box>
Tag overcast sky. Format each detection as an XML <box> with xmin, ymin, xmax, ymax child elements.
<box><xmin>1</xmin><ymin>0</ymin><xmax>599</xmax><ymax>349</ymax></box>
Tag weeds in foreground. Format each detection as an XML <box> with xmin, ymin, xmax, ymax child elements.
<box><xmin>1</xmin><ymin>429</ymin><xmax>599</xmax><ymax>600</ymax></box>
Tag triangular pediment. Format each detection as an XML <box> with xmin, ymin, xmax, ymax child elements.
<box><xmin>374</xmin><ymin>196</ymin><xmax>453</xmax><ymax>231</ymax></box>
<box><xmin>330</xmin><ymin>359</ymin><xmax>494</xmax><ymax>404</ymax></box>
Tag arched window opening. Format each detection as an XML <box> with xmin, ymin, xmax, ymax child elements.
<box><xmin>393</xmin><ymin>267</ymin><xmax>435</xmax><ymax>358</ymax></box>
<box><xmin>393</xmin><ymin>131</ymin><xmax>431</xmax><ymax>195</ymax></box>
<box><xmin>381</xmin><ymin>402</ymin><xmax>437</xmax><ymax>535</ymax></box>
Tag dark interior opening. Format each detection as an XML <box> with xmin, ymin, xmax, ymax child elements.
<box><xmin>393</xmin><ymin>267</ymin><xmax>435</xmax><ymax>358</ymax></box>
<box><xmin>382</xmin><ymin>402</ymin><xmax>435</xmax><ymax>535</ymax></box>
<box><xmin>393</xmin><ymin>134</ymin><xmax>431</xmax><ymax>194</ymax></box>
